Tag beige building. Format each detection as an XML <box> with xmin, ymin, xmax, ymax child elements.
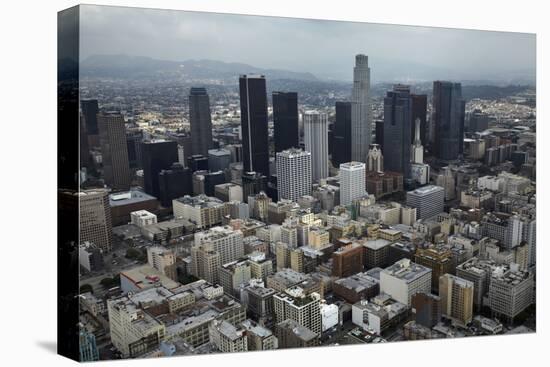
<box><xmin>190</xmin><ymin>245</ymin><xmax>221</xmax><ymax>284</ymax></box>
<box><xmin>173</xmin><ymin>195</ymin><xmax>228</xmax><ymax>228</ymax></box>
<box><xmin>147</xmin><ymin>246</ymin><xmax>176</xmax><ymax>281</ymax></box>
<box><xmin>308</xmin><ymin>227</ymin><xmax>330</xmax><ymax>250</ymax></box>
<box><xmin>439</xmin><ymin>274</ymin><xmax>474</xmax><ymax>326</ymax></box>
<box><xmin>241</xmin><ymin>319</ymin><xmax>278</xmax><ymax>351</ymax></box>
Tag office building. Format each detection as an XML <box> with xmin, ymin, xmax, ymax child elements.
<box><xmin>219</xmin><ymin>260</ymin><xmax>252</xmax><ymax>297</ymax></box>
<box><xmin>383</xmin><ymin>85</ymin><xmax>412</xmax><ymax>178</ymax></box>
<box><xmin>79</xmin><ymin>189</ymin><xmax>113</xmax><ymax>252</ymax></box>
<box><xmin>304</xmin><ymin>111</ymin><xmax>329</xmax><ymax>182</ymax></box>
<box><xmin>190</xmin><ymin>245</ymin><xmax>221</xmax><ymax>284</ymax></box>
<box><xmin>411</xmin><ymin>293</ymin><xmax>441</xmax><ymax>328</ymax></box>
<box><xmin>245</xmin><ymin>285</ymin><xmax>276</xmax><ymax>322</ymax></box>
<box><xmin>468</xmin><ymin>109</ymin><xmax>489</xmax><ymax>132</ymax></box>
<box><xmin>275</xmin><ymin>319</ymin><xmax>318</xmax><ymax>349</ymax></box>
<box><xmin>81</xmin><ymin>99</ymin><xmax>99</xmax><ymax>146</ymax></box>
<box><xmin>208</xmin><ymin>320</ymin><xmax>248</xmax><ymax>353</ymax></box>
<box><xmin>241</xmin><ymin>319</ymin><xmax>278</xmax><ymax>351</ymax></box>
<box><xmin>215</xmin><ymin>183</ymin><xmax>243</xmax><ymax>203</ymax></box>
<box><xmin>276</xmin><ymin>148</ymin><xmax>312</xmax><ymax>202</ymax></box>
<box><xmin>432</xmin><ymin>81</ymin><xmax>465</xmax><ymax>161</ymax></box>
<box><xmin>142</xmin><ymin>139</ymin><xmax>178</xmax><ymax>198</ymax></box>
<box><xmin>239</xmin><ymin>75</ymin><xmax>270</xmax><ymax>177</ymax></box>
<box><xmin>130</xmin><ymin>210</ymin><xmax>157</xmax><ymax>228</ymax></box>
<box><xmin>380</xmin><ymin>259</ymin><xmax>432</xmax><ymax>306</ymax></box>
<box><xmin>273</xmin><ymin>91</ymin><xmax>299</xmax><ymax>153</ymax></box>
<box><xmin>194</xmin><ymin>225</ymin><xmax>245</xmax><ymax>265</ymax></box>
<box><xmin>406</xmin><ymin>185</ymin><xmax>445</xmax><ymax>220</ymax></box>
<box><xmin>173</xmin><ymin>195</ymin><xmax>227</xmax><ymax>229</ymax></box>
<box><xmin>332</xmin><ymin>101</ymin><xmax>352</xmax><ymax>166</ymax></box>
<box><xmin>79</xmin><ymin>329</ymin><xmax>99</xmax><ymax>362</ymax></box>
<box><xmin>158</xmin><ymin>163</ymin><xmax>192</xmax><ymax>208</ymax></box>
<box><xmin>97</xmin><ymin>113</ymin><xmax>131</xmax><ymax>190</ymax></box>
<box><xmin>351</xmin><ymin>54</ymin><xmax>372</xmax><ymax>162</ymax></box>
<box><xmin>187</xmin><ymin>154</ymin><xmax>209</xmax><ymax>172</ymax></box>
<box><xmin>332</xmin><ymin>243</ymin><xmax>364</xmax><ymax>277</ymax></box>
<box><xmin>352</xmin><ymin>294</ymin><xmax>408</xmax><ymax>335</ymax></box>
<box><xmin>489</xmin><ymin>265</ymin><xmax>534</xmax><ymax>322</ymax></box>
<box><xmin>273</xmin><ymin>289</ymin><xmax>322</xmax><ymax>336</ymax></box>
<box><xmin>333</xmin><ymin>271</ymin><xmax>380</xmax><ymax>304</ymax></box>
<box><xmin>242</xmin><ymin>171</ymin><xmax>267</xmax><ymax>202</ymax></box>
<box><xmin>439</xmin><ymin>274</ymin><xmax>474</xmax><ymax>326</ymax></box>
<box><xmin>414</xmin><ymin>247</ymin><xmax>454</xmax><ymax>291</ymax></box>
<box><xmin>109</xmin><ymin>189</ymin><xmax>159</xmax><ymax>226</ymax></box>
<box><xmin>340</xmin><ymin>161</ymin><xmax>366</xmax><ymax>206</ymax></box>
<box><xmin>208</xmin><ymin>148</ymin><xmax>231</xmax><ymax>172</ymax></box>
<box><xmin>189</xmin><ymin>87</ymin><xmax>214</xmax><ymax>156</ymax></box>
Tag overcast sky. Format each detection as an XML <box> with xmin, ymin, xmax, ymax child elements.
<box><xmin>80</xmin><ymin>5</ymin><xmax>536</xmax><ymax>82</ymax></box>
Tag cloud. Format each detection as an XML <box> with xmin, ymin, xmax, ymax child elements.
<box><xmin>79</xmin><ymin>5</ymin><xmax>536</xmax><ymax>82</ymax></box>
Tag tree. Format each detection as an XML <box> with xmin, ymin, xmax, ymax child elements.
<box><xmin>125</xmin><ymin>248</ymin><xmax>142</xmax><ymax>260</ymax></box>
<box><xmin>100</xmin><ymin>277</ymin><xmax>116</xmax><ymax>289</ymax></box>
<box><xmin>80</xmin><ymin>283</ymin><xmax>93</xmax><ymax>294</ymax></box>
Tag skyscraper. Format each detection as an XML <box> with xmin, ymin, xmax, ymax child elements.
<box><xmin>158</xmin><ymin>163</ymin><xmax>192</xmax><ymax>207</ymax></box>
<box><xmin>332</xmin><ymin>101</ymin><xmax>352</xmax><ymax>167</ymax></box>
<box><xmin>383</xmin><ymin>85</ymin><xmax>412</xmax><ymax>178</ymax></box>
<box><xmin>276</xmin><ymin>148</ymin><xmax>312</xmax><ymax>202</ymax></box>
<box><xmin>432</xmin><ymin>81</ymin><xmax>465</xmax><ymax>161</ymax></box>
<box><xmin>410</xmin><ymin>117</ymin><xmax>430</xmax><ymax>185</ymax></box>
<box><xmin>304</xmin><ymin>111</ymin><xmax>329</xmax><ymax>182</ymax></box>
<box><xmin>97</xmin><ymin>113</ymin><xmax>131</xmax><ymax>190</ymax></box>
<box><xmin>273</xmin><ymin>92</ymin><xmax>299</xmax><ymax>154</ymax></box>
<box><xmin>189</xmin><ymin>87</ymin><xmax>214</xmax><ymax>157</ymax></box>
<box><xmin>239</xmin><ymin>75</ymin><xmax>270</xmax><ymax>177</ymax></box>
<box><xmin>340</xmin><ymin>161</ymin><xmax>366</xmax><ymax>206</ymax></box>
<box><xmin>351</xmin><ymin>54</ymin><xmax>372</xmax><ymax>162</ymax></box>
<box><xmin>141</xmin><ymin>139</ymin><xmax>178</xmax><ymax>198</ymax></box>
<box><xmin>81</xmin><ymin>99</ymin><xmax>100</xmax><ymax>147</ymax></box>
<box><xmin>79</xmin><ymin>189</ymin><xmax>113</xmax><ymax>252</ymax></box>
<box><xmin>411</xmin><ymin>94</ymin><xmax>427</xmax><ymax>145</ymax></box>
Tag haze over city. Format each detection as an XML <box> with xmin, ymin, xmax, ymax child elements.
<box><xmin>80</xmin><ymin>5</ymin><xmax>536</xmax><ymax>83</ymax></box>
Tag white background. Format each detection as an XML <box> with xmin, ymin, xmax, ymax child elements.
<box><xmin>0</xmin><ymin>0</ymin><xmax>547</xmax><ymax>365</ymax></box>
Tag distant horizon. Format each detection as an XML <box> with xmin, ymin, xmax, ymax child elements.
<box><xmin>80</xmin><ymin>53</ymin><xmax>536</xmax><ymax>87</ymax></box>
<box><xmin>79</xmin><ymin>5</ymin><xmax>536</xmax><ymax>84</ymax></box>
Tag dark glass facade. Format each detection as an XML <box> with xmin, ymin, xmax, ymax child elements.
<box><xmin>432</xmin><ymin>81</ymin><xmax>465</xmax><ymax>161</ymax></box>
<box><xmin>383</xmin><ymin>85</ymin><xmax>412</xmax><ymax>178</ymax></box>
<box><xmin>333</xmin><ymin>101</ymin><xmax>352</xmax><ymax>166</ymax></box>
<box><xmin>158</xmin><ymin>163</ymin><xmax>192</xmax><ymax>207</ymax></box>
<box><xmin>141</xmin><ymin>140</ymin><xmax>178</xmax><ymax>198</ymax></box>
<box><xmin>239</xmin><ymin>75</ymin><xmax>270</xmax><ymax>177</ymax></box>
<box><xmin>189</xmin><ymin>87</ymin><xmax>214</xmax><ymax>156</ymax></box>
<box><xmin>411</xmin><ymin>94</ymin><xmax>427</xmax><ymax>145</ymax></box>
<box><xmin>273</xmin><ymin>91</ymin><xmax>299</xmax><ymax>153</ymax></box>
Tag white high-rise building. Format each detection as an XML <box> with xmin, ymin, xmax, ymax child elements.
<box><xmin>410</xmin><ymin>117</ymin><xmax>430</xmax><ymax>185</ymax></box>
<box><xmin>340</xmin><ymin>161</ymin><xmax>366</xmax><ymax>206</ymax></box>
<box><xmin>411</xmin><ymin>118</ymin><xmax>424</xmax><ymax>164</ymax></box>
<box><xmin>276</xmin><ymin>148</ymin><xmax>312</xmax><ymax>202</ymax></box>
<box><xmin>304</xmin><ymin>111</ymin><xmax>329</xmax><ymax>182</ymax></box>
<box><xmin>351</xmin><ymin>54</ymin><xmax>372</xmax><ymax>163</ymax></box>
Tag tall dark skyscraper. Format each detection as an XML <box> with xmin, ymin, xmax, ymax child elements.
<box><xmin>97</xmin><ymin>113</ymin><xmax>131</xmax><ymax>190</ymax></box>
<box><xmin>158</xmin><ymin>163</ymin><xmax>192</xmax><ymax>207</ymax></box>
<box><xmin>272</xmin><ymin>91</ymin><xmax>299</xmax><ymax>154</ymax></box>
<box><xmin>375</xmin><ymin>120</ymin><xmax>384</xmax><ymax>149</ymax></box>
<box><xmin>239</xmin><ymin>75</ymin><xmax>270</xmax><ymax>177</ymax></box>
<box><xmin>141</xmin><ymin>139</ymin><xmax>178</xmax><ymax>198</ymax></box>
<box><xmin>332</xmin><ymin>101</ymin><xmax>352</xmax><ymax>167</ymax></box>
<box><xmin>189</xmin><ymin>87</ymin><xmax>214</xmax><ymax>157</ymax></box>
<box><xmin>411</xmin><ymin>94</ymin><xmax>427</xmax><ymax>145</ymax></box>
<box><xmin>126</xmin><ymin>130</ymin><xmax>143</xmax><ymax>169</ymax></box>
<box><xmin>432</xmin><ymin>81</ymin><xmax>465</xmax><ymax>161</ymax></box>
<box><xmin>81</xmin><ymin>99</ymin><xmax>99</xmax><ymax>135</ymax></box>
<box><xmin>383</xmin><ymin>85</ymin><xmax>412</xmax><ymax>178</ymax></box>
